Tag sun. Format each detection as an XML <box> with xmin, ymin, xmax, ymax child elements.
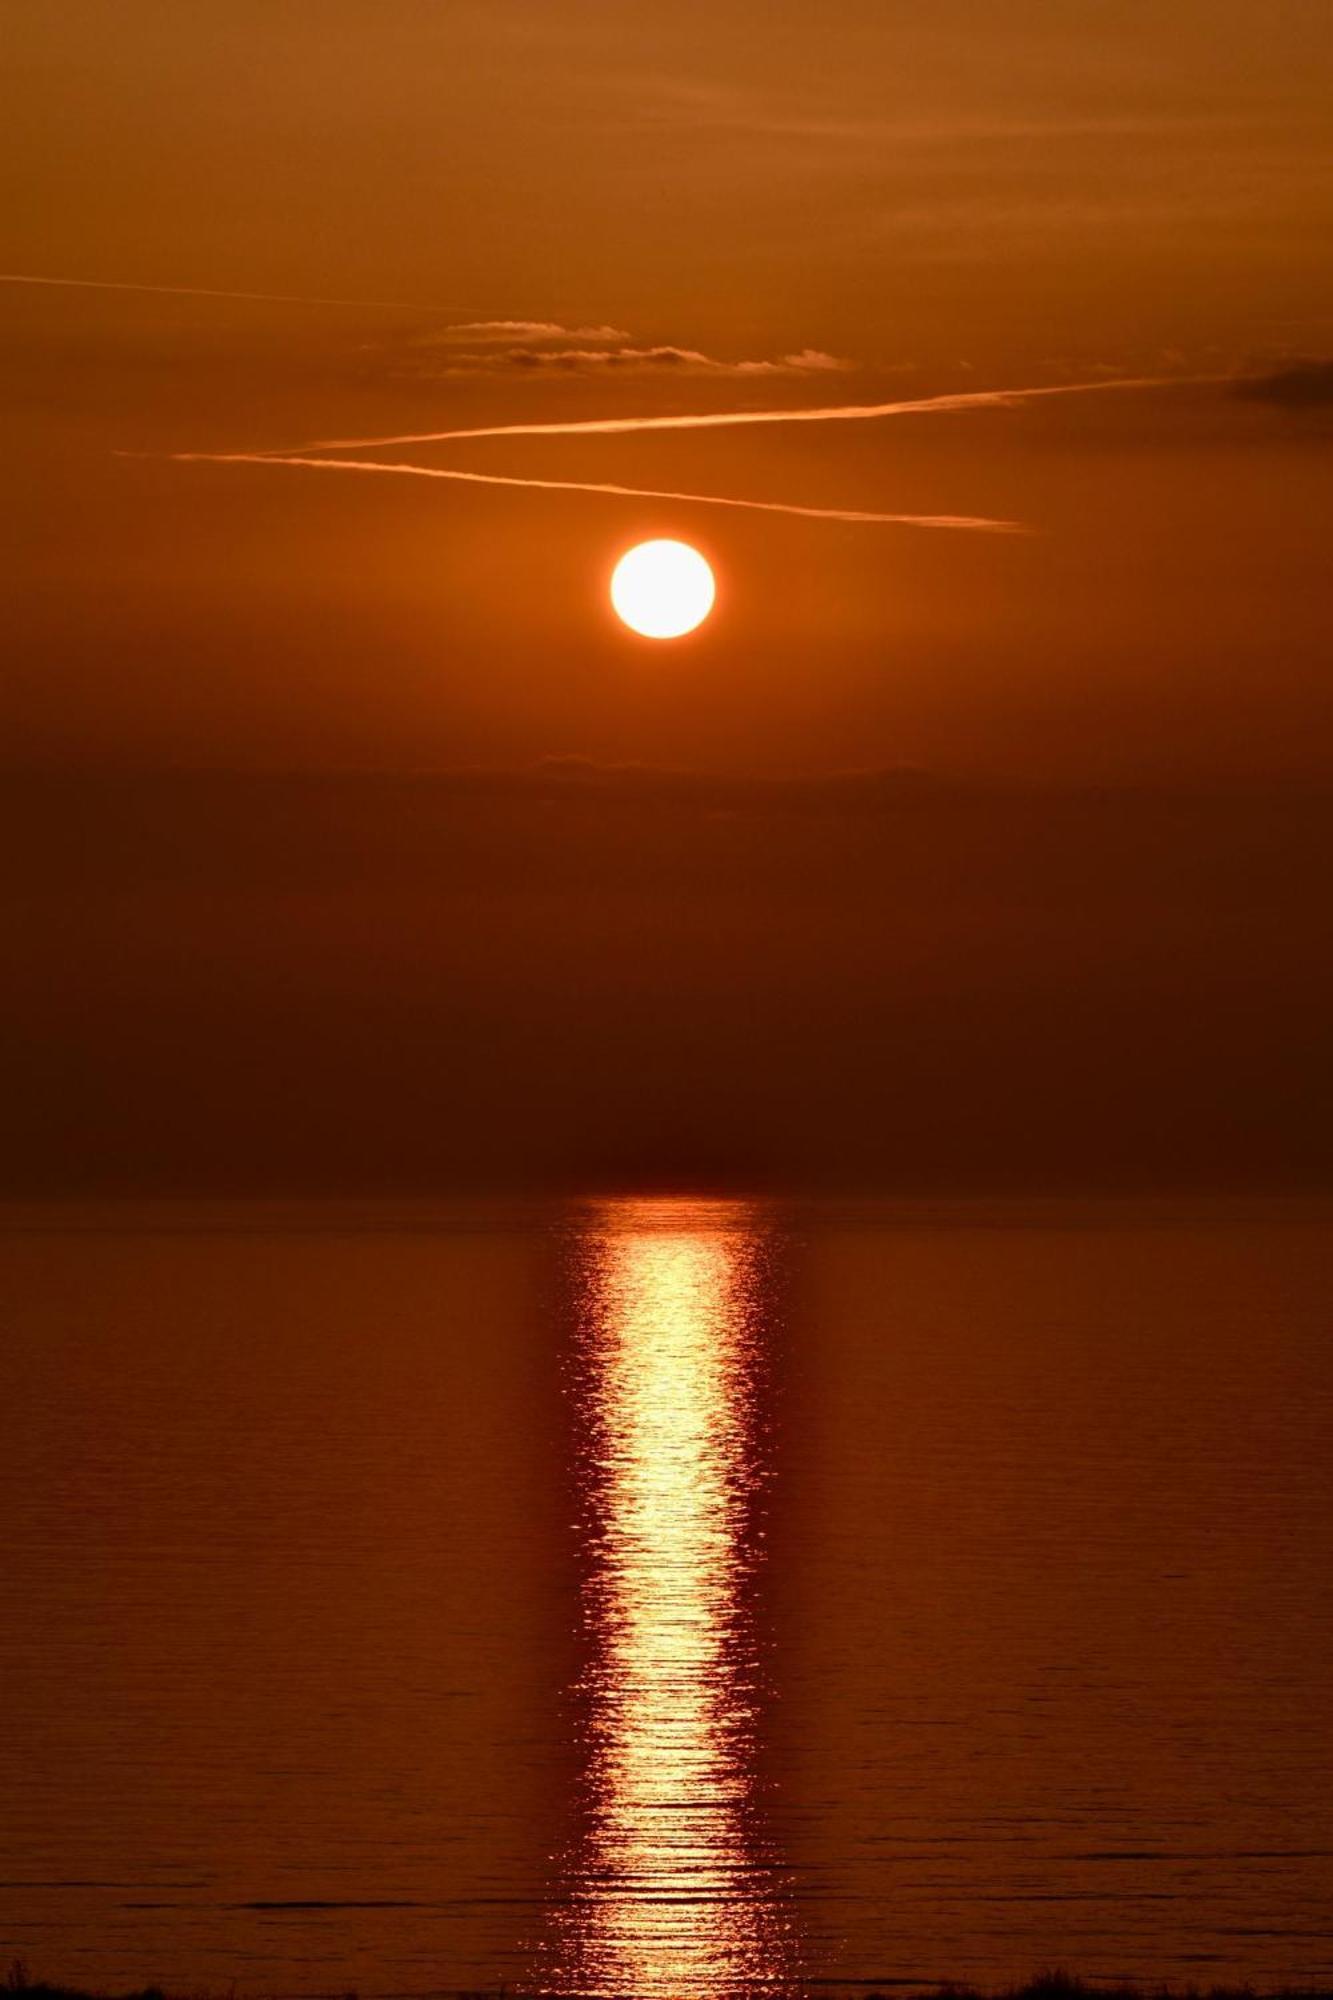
<box><xmin>610</xmin><ymin>539</ymin><xmax>716</xmax><ymax>640</ymax></box>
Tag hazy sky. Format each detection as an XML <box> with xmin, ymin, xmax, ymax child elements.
<box><xmin>4</xmin><ymin>6</ymin><xmax>1333</xmax><ymax>1195</ymax></box>
<box><xmin>4</xmin><ymin>0</ymin><xmax>1332</xmax><ymax>776</ymax></box>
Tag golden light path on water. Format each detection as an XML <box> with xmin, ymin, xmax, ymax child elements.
<box><xmin>547</xmin><ymin>1200</ymin><xmax>794</xmax><ymax>1998</ymax></box>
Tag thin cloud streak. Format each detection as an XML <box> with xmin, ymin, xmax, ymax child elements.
<box><xmin>281</xmin><ymin>373</ymin><xmax>1212</xmax><ymax>457</ymax></box>
<box><xmin>163</xmin><ymin>449</ymin><xmax>1027</xmax><ymax>532</ymax></box>
<box><xmin>422</xmin><ymin>342</ymin><xmax>854</xmax><ymax>378</ymax></box>
<box><xmin>0</xmin><ymin>271</ymin><xmax>484</xmax><ymax>315</ymax></box>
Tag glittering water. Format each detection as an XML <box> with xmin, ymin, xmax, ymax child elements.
<box><xmin>543</xmin><ymin>1205</ymin><xmax>794</xmax><ymax>1996</ymax></box>
<box><xmin>2</xmin><ymin>1200</ymin><xmax>1332</xmax><ymax>1996</ymax></box>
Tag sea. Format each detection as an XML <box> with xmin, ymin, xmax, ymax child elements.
<box><xmin>2</xmin><ymin>1199</ymin><xmax>1331</xmax><ymax>1997</ymax></box>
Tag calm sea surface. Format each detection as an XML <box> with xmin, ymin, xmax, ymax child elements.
<box><xmin>2</xmin><ymin>1201</ymin><xmax>1331</xmax><ymax>1996</ymax></box>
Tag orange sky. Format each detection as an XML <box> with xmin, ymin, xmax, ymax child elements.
<box><xmin>4</xmin><ymin>0</ymin><xmax>1332</xmax><ymax>777</ymax></box>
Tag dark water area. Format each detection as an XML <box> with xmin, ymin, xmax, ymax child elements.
<box><xmin>2</xmin><ymin>1201</ymin><xmax>1331</xmax><ymax>1996</ymax></box>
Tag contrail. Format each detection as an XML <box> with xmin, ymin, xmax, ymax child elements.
<box><xmin>164</xmin><ymin>449</ymin><xmax>1027</xmax><ymax>532</ymax></box>
<box><xmin>0</xmin><ymin>271</ymin><xmax>483</xmax><ymax>314</ymax></box>
<box><xmin>274</xmin><ymin>372</ymin><xmax>1212</xmax><ymax>457</ymax></box>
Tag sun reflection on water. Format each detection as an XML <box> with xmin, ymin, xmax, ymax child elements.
<box><xmin>545</xmin><ymin>1199</ymin><xmax>793</xmax><ymax>1998</ymax></box>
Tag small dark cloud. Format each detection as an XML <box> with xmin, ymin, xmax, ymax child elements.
<box><xmin>1232</xmin><ymin>359</ymin><xmax>1333</xmax><ymax>409</ymax></box>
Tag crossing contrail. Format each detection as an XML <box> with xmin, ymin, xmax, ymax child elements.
<box><xmin>163</xmin><ymin>448</ymin><xmax>1027</xmax><ymax>532</ymax></box>
<box><xmin>269</xmin><ymin>373</ymin><xmax>1210</xmax><ymax>457</ymax></box>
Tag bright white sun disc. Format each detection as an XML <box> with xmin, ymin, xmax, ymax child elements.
<box><xmin>610</xmin><ymin>539</ymin><xmax>715</xmax><ymax>639</ymax></box>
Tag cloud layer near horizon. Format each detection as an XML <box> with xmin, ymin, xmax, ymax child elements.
<box><xmin>6</xmin><ymin>769</ymin><xmax>1330</xmax><ymax>1195</ymax></box>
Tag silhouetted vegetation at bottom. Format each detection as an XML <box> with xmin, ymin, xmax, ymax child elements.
<box><xmin>11</xmin><ymin>1969</ymin><xmax>1333</xmax><ymax>2000</ymax></box>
